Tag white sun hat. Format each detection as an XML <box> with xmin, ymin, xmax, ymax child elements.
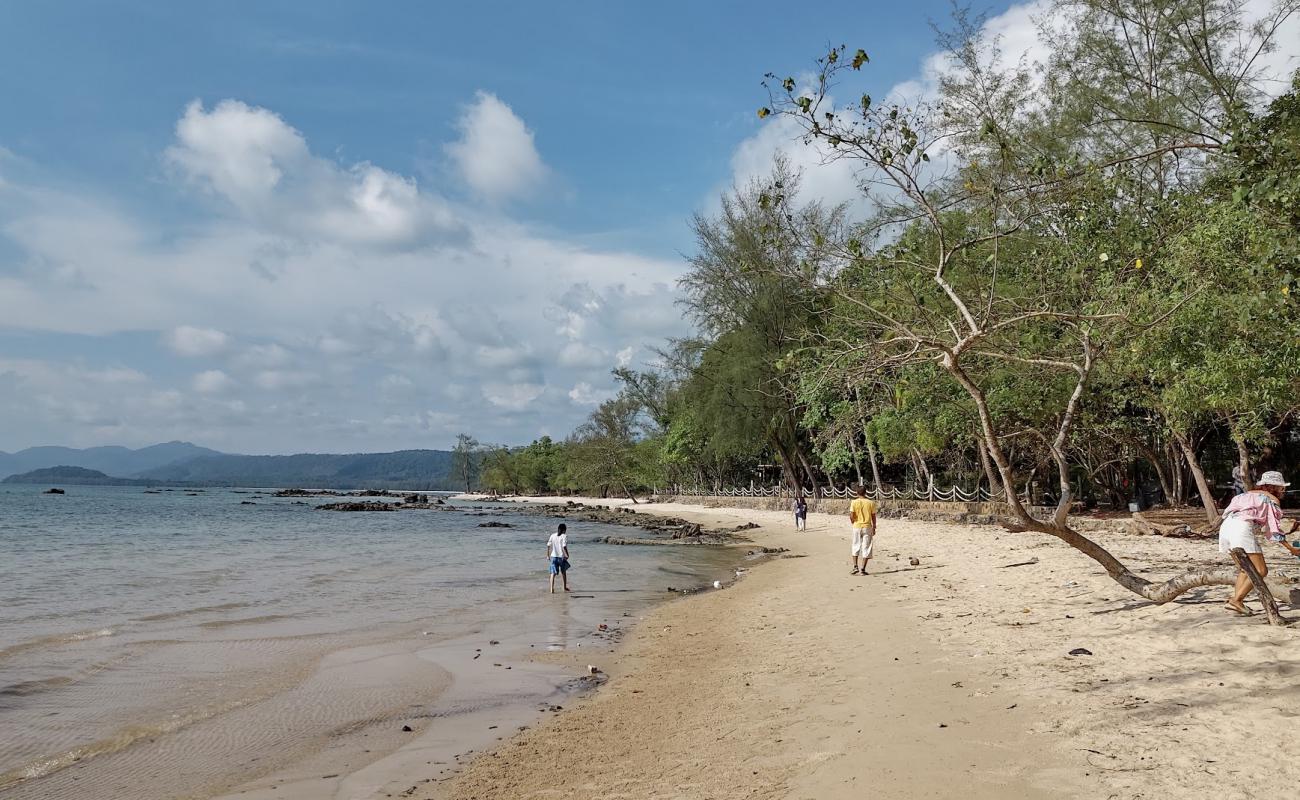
<box><xmin>1257</xmin><ymin>470</ymin><xmax>1291</xmax><ymax>487</ymax></box>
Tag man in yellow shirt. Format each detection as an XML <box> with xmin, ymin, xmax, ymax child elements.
<box><xmin>849</xmin><ymin>484</ymin><xmax>878</xmax><ymax>575</ymax></box>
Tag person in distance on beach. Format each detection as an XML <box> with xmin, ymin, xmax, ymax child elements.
<box><xmin>794</xmin><ymin>493</ymin><xmax>807</xmax><ymax>531</ymax></box>
<box><xmin>849</xmin><ymin>484</ymin><xmax>878</xmax><ymax>576</ymax></box>
<box><xmin>1219</xmin><ymin>470</ymin><xmax>1300</xmax><ymax>615</ymax></box>
<box><xmin>547</xmin><ymin>522</ymin><xmax>571</xmax><ymax>594</ymax></box>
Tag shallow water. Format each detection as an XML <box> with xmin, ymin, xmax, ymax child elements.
<box><xmin>0</xmin><ymin>486</ymin><xmax>736</xmax><ymax>799</ymax></box>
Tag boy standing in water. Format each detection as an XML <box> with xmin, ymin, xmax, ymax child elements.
<box><xmin>547</xmin><ymin>523</ymin><xmax>571</xmax><ymax>594</ymax></box>
<box><xmin>849</xmin><ymin>485</ymin><xmax>878</xmax><ymax>575</ymax></box>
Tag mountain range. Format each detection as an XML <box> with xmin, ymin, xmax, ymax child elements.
<box><xmin>0</xmin><ymin>442</ymin><xmax>457</xmax><ymax>489</ymax></box>
<box><xmin>0</xmin><ymin>441</ymin><xmax>221</xmax><ymax>479</ymax></box>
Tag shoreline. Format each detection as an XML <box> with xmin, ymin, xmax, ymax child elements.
<box><xmin>408</xmin><ymin>495</ymin><xmax>1300</xmax><ymax>799</ymax></box>
<box><xmin>0</xmin><ymin>490</ymin><xmax>741</xmax><ymax>800</ymax></box>
<box><xmin>202</xmin><ymin>500</ymin><xmax>748</xmax><ymax>800</ymax></box>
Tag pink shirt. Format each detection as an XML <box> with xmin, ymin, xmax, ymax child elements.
<box><xmin>1223</xmin><ymin>490</ymin><xmax>1285</xmax><ymax>538</ymax></box>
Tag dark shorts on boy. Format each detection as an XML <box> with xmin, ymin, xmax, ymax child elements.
<box><xmin>549</xmin><ymin>556</ymin><xmax>570</xmax><ymax>574</ymax></box>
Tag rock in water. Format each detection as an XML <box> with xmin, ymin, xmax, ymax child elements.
<box><xmin>44</xmin><ymin>488</ymin><xmax>65</xmax><ymax>494</ymax></box>
<box><xmin>315</xmin><ymin>501</ymin><xmax>395</xmax><ymax>512</ymax></box>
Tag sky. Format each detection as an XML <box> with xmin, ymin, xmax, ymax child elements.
<box><xmin>0</xmin><ymin>1</ymin><xmax>1295</xmax><ymax>454</ymax></box>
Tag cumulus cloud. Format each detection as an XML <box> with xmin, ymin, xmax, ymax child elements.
<box><xmin>192</xmin><ymin>369</ymin><xmax>234</xmax><ymax>394</ymax></box>
<box><xmin>568</xmin><ymin>381</ymin><xmax>613</xmax><ymax>406</ymax></box>
<box><xmin>166</xmin><ymin>99</ymin><xmax>463</xmax><ymax>248</ymax></box>
<box><xmin>0</xmin><ymin>95</ymin><xmax>690</xmax><ymax>451</ymax></box>
<box><xmin>483</xmin><ymin>381</ymin><xmax>546</xmax><ymax>411</ymax></box>
<box><xmin>445</xmin><ymin>91</ymin><xmax>547</xmax><ymax>201</ymax></box>
<box><xmin>166</xmin><ymin>325</ymin><xmax>230</xmax><ymax>357</ymax></box>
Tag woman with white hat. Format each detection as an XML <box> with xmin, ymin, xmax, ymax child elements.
<box><xmin>1219</xmin><ymin>470</ymin><xmax>1300</xmax><ymax>615</ymax></box>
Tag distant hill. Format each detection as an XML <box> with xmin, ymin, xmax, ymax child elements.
<box><xmin>137</xmin><ymin>449</ymin><xmax>456</xmax><ymax>489</ymax></box>
<box><xmin>0</xmin><ymin>441</ymin><xmax>223</xmax><ymax>480</ymax></box>
<box><xmin>1</xmin><ymin>466</ymin><xmax>163</xmax><ymax>486</ymax></box>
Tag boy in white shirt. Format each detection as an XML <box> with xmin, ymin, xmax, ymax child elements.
<box><xmin>547</xmin><ymin>523</ymin><xmax>571</xmax><ymax>594</ymax></box>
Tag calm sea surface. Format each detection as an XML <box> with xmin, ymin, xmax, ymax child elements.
<box><xmin>0</xmin><ymin>486</ymin><xmax>736</xmax><ymax>799</ymax></box>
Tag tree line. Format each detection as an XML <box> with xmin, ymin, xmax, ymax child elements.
<box><xmin>461</xmin><ymin>0</ymin><xmax>1299</xmax><ymax>601</ymax></box>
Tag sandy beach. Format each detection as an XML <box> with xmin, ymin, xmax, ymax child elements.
<box><xmin>394</xmin><ymin>496</ymin><xmax>1300</xmax><ymax>800</ymax></box>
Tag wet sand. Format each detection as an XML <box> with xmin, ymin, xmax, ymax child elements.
<box><xmin>406</xmin><ymin>496</ymin><xmax>1300</xmax><ymax>799</ymax></box>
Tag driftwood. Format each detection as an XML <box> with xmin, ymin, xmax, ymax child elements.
<box><xmin>999</xmin><ymin>557</ymin><xmax>1040</xmax><ymax>568</ymax></box>
<box><xmin>1229</xmin><ymin>547</ymin><xmax>1287</xmax><ymax>626</ymax></box>
<box><xmin>1129</xmin><ymin>511</ymin><xmax>1215</xmax><ymax>539</ymax></box>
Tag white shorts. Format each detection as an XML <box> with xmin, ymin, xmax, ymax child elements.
<box><xmin>1219</xmin><ymin>516</ymin><xmax>1262</xmax><ymax>554</ymax></box>
<box><xmin>851</xmin><ymin>526</ymin><xmax>874</xmax><ymax>558</ymax></box>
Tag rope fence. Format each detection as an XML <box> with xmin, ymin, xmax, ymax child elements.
<box><xmin>659</xmin><ymin>483</ymin><xmax>1030</xmax><ymax>503</ymax></box>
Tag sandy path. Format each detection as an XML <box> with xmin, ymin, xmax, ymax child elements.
<box><xmin>418</xmin><ymin>500</ymin><xmax>1098</xmax><ymax>799</ymax></box>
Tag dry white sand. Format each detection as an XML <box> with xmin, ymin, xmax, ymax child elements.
<box><xmin>403</xmin><ymin>497</ymin><xmax>1300</xmax><ymax>799</ymax></box>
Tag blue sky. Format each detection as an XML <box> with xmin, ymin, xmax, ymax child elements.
<box><xmin>0</xmin><ymin>0</ymin><xmax>1032</xmax><ymax>454</ymax></box>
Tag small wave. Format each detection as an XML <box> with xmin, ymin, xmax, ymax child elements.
<box><xmin>0</xmin><ymin>654</ymin><xmax>129</xmax><ymax>703</ymax></box>
<box><xmin>0</xmin><ymin>628</ymin><xmax>115</xmax><ymax>663</ymax></box>
<box><xmin>198</xmin><ymin>613</ymin><xmax>297</xmax><ymax>630</ymax></box>
<box><xmin>0</xmin><ymin>694</ymin><xmax>253</xmax><ymax>791</ymax></box>
<box><xmin>135</xmin><ymin>601</ymin><xmax>252</xmax><ymax>623</ymax></box>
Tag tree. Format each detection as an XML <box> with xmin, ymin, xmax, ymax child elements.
<box><xmin>753</xmin><ymin>10</ymin><xmax>1295</xmax><ymax>600</ymax></box>
<box><xmin>450</xmin><ymin>433</ymin><xmax>481</xmax><ymax>493</ymax></box>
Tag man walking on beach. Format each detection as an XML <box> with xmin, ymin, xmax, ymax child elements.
<box><xmin>849</xmin><ymin>485</ymin><xmax>878</xmax><ymax>575</ymax></box>
<box><xmin>547</xmin><ymin>523</ymin><xmax>571</xmax><ymax>594</ymax></box>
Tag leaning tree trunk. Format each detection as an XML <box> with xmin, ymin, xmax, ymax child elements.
<box><xmin>865</xmin><ymin>436</ymin><xmax>883</xmax><ymax>490</ymax></box>
<box><xmin>978</xmin><ymin>442</ymin><xmax>1002</xmax><ymax>497</ymax></box>
<box><xmin>1140</xmin><ymin>443</ymin><xmax>1173</xmax><ymax>506</ymax></box>
<box><xmin>946</xmin><ymin>357</ymin><xmax>1237</xmax><ymax>605</ymax></box>
<box><xmin>620</xmin><ymin>481</ymin><xmax>640</xmax><ymax>504</ymax></box>
<box><xmin>795</xmin><ymin>448</ymin><xmax>821</xmax><ymax>500</ymax></box>
<box><xmin>769</xmin><ymin>435</ymin><xmax>802</xmax><ymax>495</ymax></box>
<box><xmin>1172</xmin><ymin>430</ymin><xmax>1220</xmax><ymax>525</ymax></box>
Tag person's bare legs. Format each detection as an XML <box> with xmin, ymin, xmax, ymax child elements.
<box><xmin>550</xmin><ymin>571</ymin><xmax>557</xmax><ymax>594</ymax></box>
<box><xmin>562</xmin><ymin>569</ymin><xmax>570</xmax><ymax>592</ymax></box>
<box><xmin>1227</xmin><ymin>553</ymin><xmax>1268</xmax><ymax>613</ymax></box>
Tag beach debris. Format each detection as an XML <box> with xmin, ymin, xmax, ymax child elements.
<box><xmin>713</xmin><ymin>580</ymin><xmax>723</xmax><ymax>589</ymax></box>
<box><xmin>1000</xmin><ymin>557</ymin><xmax>1040</xmax><ymax>568</ymax></box>
<box><xmin>490</xmin><ymin>640</ymin><xmax>500</xmax><ymax>645</ymax></box>
<box><xmin>909</xmin><ymin>556</ymin><xmax>921</xmax><ymax>566</ymax></box>
<box><xmin>938</xmin><ymin>723</ymin><xmax>948</xmax><ymax>728</ymax></box>
<box><xmin>587</xmin><ymin>665</ymin><xmax>601</xmax><ymax>674</ymax></box>
<box><xmin>666</xmin><ymin>586</ymin><xmax>676</xmax><ymax>592</ymax></box>
<box><xmin>1068</xmin><ymin>648</ymin><xmax>1094</xmax><ymax>656</ymax></box>
<box><xmin>402</xmin><ymin>725</ymin><xmax>413</xmax><ymax>732</ymax></box>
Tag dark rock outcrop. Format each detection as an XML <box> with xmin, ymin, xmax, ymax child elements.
<box><xmin>316</xmin><ymin>501</ymin><xmax>396</xmax><ymax>512</ymax></box>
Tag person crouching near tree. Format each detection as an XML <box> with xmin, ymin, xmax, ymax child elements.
<box><xmin>1219</xmin><ymin>470</ymin><xmax>1300</xmax><ymax>616</ymax></box>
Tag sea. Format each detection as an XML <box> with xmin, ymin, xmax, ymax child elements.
<box><xmin>0</xmin><ymin>485</ymin><xmax>738</xmax><ymax>800</ymax></box>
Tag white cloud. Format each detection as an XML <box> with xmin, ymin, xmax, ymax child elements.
<box><xmin>166</xmin><ymin>99</ymin><xmax>462</xmax><ymax>248</ymax></box>
<box><xmin>0</xmin><ymin>97</ymin><xmax>692</xmax><ymax>452</ymax></box>
<box><xmin>483</xmin><ymin>381</ymin><xmax>545</xmax><ymax>410</ymax></box>
<box><xmin>166</xmin><ymin>325</ymin><xmax>230</xmax><ymax>357</ymax></box>
<box><xmin>568</xmin><ymin>381</ymin><xmax>613</xmax><ymax>406</ymax></box>
<box><xmin>445</xmin><ymin>91</ymin><xmax>547</xmax><ymax>201</ymax></box>
<box><xmin>192</xmin><ymin>369</ymin><xmax>234</xmax><ymax>394</ymax></box>
<box><xmin>253</xmin><ymin>369</ymin><xmax>317</xmax><ymax>391</ymax></box>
